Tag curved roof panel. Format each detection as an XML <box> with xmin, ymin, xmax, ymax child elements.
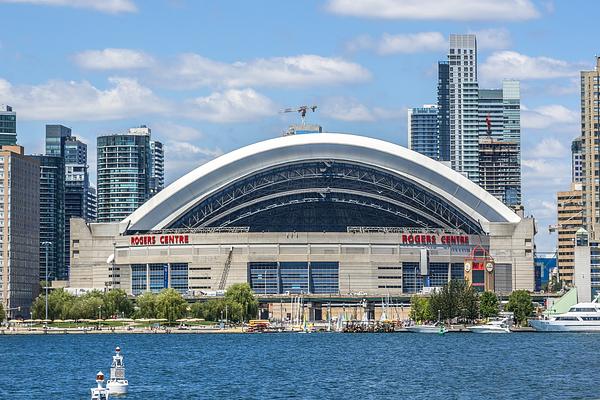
<box><xmin>122</xmin><ymin>133</ymin><xmax>520</xmax><ymax>233</ymax></box>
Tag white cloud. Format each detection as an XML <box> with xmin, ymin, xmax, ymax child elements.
<box><xmin>141</xmin><ymin>122</ymin><xmax>223</xmax><ymax>182</ymax></box>
<box><xmin>164</xmin><ymin>140</ymin><xmax>223</xmax><ymax>183</ymax></box>
<box><xmin>521</xmin><ymin>104</ymin><xmax>578</xmax><ymax>130</ymax></box>
<box><xmin>0</xmin><ymin>0</ymin><xmax>137</xmax><ymax>13</ymax></box>
<box><xmin>0</xmin><ymin>76</ymin><xmax>165</xmax><ymax>121</ymax></box>
<box><xmin>74</xmin><ymin>48</ymin><xmax>154</xmax><ymax>70</ymax></box>
<box><xmin>166</xmin><ymin>141</ymin><xmax>223</xmax><ymax>159</ymax></box>
<box><xmin>322</xmin><ymin>97</ymin><xmax>405</xmax><ymax>122</ymax></box>
<box><xmin>0</xmin><ymin>76</ymin><xmax>277</xmax><ymax>123</ymax></box>
<box><xmin>165</xmin><ymin>146</ymin><xmax>221</xmax><ymax>182</ymax></box>
<box><xmin>521</xmin><ymin>79</ymin><xmax>580</xmax><ymax>97</ymax></box>
<box><xmin>470</xmin><ymin>28</ymin><xmax>511</xmax><ymax>50</ymax></box>
<box><xmin>527</xmin><ymin>138</ymin><xmax>569</xmax><ymax>158</ymax></box>
<box><xmin>346</xmin><ymin>32</ymin><xmax>446</xmax><ymax>55</ymax></box>
<box><xmin>153</xmin><ymin>122</ymin><xmax>205</xmax><ymax>142</ymax></box>
<box><xmin>167</xmin><ymin>54</ymin><xmax>370</xmax><ymax>89</ymax></box>
<box><xmin>480</xmin><ymin>51</ymin><xmax>581</xmax><ymax>82</ymax></box>
<box><xmin>522</xmin><ymin>158</ymin><xmax>570</xmax><ymax>185</ymax></box>
<box><xmin>183</xmin><ymin>89</ymin><xmax>277</xmax><ymax>123</ymax></box>
<box><xmin>527</xmin><ymin>199</ymin><xmax>557</xmax><ymax>220</ymax></box>
<box><xmin>326</xmin><ymin>0</ymin><xmax>539</xmax><ymax>21</ymax></box>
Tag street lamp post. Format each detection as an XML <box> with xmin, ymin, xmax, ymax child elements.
<box><xmin>41</xmin><ymin>241</ymin><xmax>52</xmax><ymax>321</ymax></box>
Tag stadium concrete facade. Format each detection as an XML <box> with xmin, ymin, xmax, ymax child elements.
<box><xmin>69</xmin><ymin>133</ymin><xmax>536</xmax><ymax>297</ymax></box>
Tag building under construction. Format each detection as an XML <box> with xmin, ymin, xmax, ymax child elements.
<box><xmin>478</xmin><ymin>136</ymin><xmax>520</xmax><ymax>208</ymax></box>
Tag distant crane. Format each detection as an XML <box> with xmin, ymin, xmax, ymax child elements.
<box><xmin>280</xmin><ymin>105</ymin><xmax>317</xmax><ymax>126</ymax></box>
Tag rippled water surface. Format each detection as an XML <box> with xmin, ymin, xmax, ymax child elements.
<box><xmin>1</xmin><ymin>332</ymin><xmax>598</xmax><ymax>399</ymax></box>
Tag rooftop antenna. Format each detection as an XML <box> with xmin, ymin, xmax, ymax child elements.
<box><xmin>280</xmin><ymin>105</ymin><xmax>317</xmax><ymax>126</ymax></box>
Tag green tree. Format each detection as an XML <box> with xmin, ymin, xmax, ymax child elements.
<box><xmin>505</xmin><ymin>290</ymin><xmax>534</xmax><ymax>326</ymax></box>
<box><xmin>0</xmin><ymin>303</ymin><xmax>5</xmax><ymax>321</ymax></box>
<box><xmin>427</xmin><ymin>280</ymin><xmax>479</xmax><ymax>322</ymax></box>
<box><xmin>225</xmin><ymin>283</ymin><xmax>258</xmax><ymax>321</ymax></box>
<box><xmin>31</xmin><ymin>289</ymin><xmax>75</xmax><ymax>320</ymax></box>
<box><xmin>428</xmin><ymin>280</ymin><xmax>463</xmax><ymax>321</ymax></box>
<box><xmin>479</xmin><ymin>291</ymin><xmax>499</xmax><ymax>318</ymax></box>
<box><xmin>459</xmin><ymin>284</ymin><xmax>479</xmax><ymax>322</ymax></box>
<box><xmin>103</xmin><ymin>289</ymin><xmax>134</xmax><ymax>318</ymax></box>
<box><xmin>156</xmin><ymin>289</ymin><xmax>187</xmax><ymax>323</ymax></box>
<box><xmin>134</xmin><ymin>292</ymin><xmax>157</xmax><ymax>319</ymax></box>
<box><xmin>409</xmin><ymin>295</ymin><xmax>432</xmax><ymax>323</ymax></box>
<box><xmin>191</xmin><ymin>299</ymin><xmax>243</xmax><ymax>323</ymax></box>
<box><xmin>67</xmin><ymin>294</ymin><xmax>104</xmax><ymax>320</ymax></box>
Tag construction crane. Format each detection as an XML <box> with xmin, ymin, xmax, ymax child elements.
<box><xmin>280</xmin><ymin>105</ymin><xmax>317</xmax><ymax>126</ymax></box>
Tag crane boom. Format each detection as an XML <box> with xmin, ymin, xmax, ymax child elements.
<box><xmin>280</xmin><ymin>105</ymin><xmax>318</xmax><ymax>126</ymax></box>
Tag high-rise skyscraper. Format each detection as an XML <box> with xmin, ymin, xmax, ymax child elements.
<box><xmin>150</xmin><ymin>140</ymin><xmax>164</xmax><ymax>195</ymax></box>
<box><xmin>501</xmin><ymin>80</ymin><xmax>521</xmax><ymax>144</ymax></box>
<box><xmin>36</xmin><ymin>154</ymin><xmax>65</xmax><ymax>281</ymax></box>
<box><xmin>0</xmin><ymin>105</ymin><xmax>17</xmax><ymax>146</ymax></box>
<box><xmin>64</xmin><ymin>135</ymin><xmax>94</xmax><ymax>278</ymax></box>
<box><xmin>448</xmin><ymin>34</ymin><xmax>479</xmax><ymax>183</ymax></box>
<box><xmin>36</xmin><ymin>125</ymin><xmax>92</xmax><ymax>281</ymax></box>
<box><xmin>572</xmin><ymin>136</ymin><xmax>583</xmax><ymax>184</ymax></box>
<box><xmin>86</xmin><ymin>186</ymin><xmax>97</xmax><ymax>221</ymax></box>
<box><xmin>556</xmin><ymin>184</ymin><xmax>583</xmax><ymax>286</ymax></box>
<box><xmin>97</xmin><ymin>125</ymin><xmax>163</xmax><ymax>223</ymax></box>
<box><xmin>407</xmin><ymin>105</ymin><xmax>439</xmax><ymax>160</ymax></box>
<box><xmin>36</xmin><ymin>124</ymin><xmax>71</xmax><ymax>281</ymax></box>
<box><xmin>0</xmin><ymin>145</ymin><xmax>39</xmax><ymax>318</ymax></box>
<box><xmin>581</xmin><ymin>57</ymin><xmax>600</xmax><ymax>235</ymax></box>
<box><xmin>437</xmin><ymin>62</ymin><xmax>450</xmax><ymax>162</ymax></box>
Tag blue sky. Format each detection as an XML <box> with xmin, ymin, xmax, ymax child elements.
<box><xmin>0</xmin><ymin>0</ymin><xmax>593</xmax><ymax>251</ymax></box>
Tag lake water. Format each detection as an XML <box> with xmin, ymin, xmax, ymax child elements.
<box><xmin>0</xmin><ymin>332</ymin><xmax>597</xmax><ymax>399</ymax></box>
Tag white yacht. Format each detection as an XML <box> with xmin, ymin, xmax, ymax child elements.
<box><xmin>406</xmin><ymin>323</ymin><xmax>447</xmax><ymax>334</ymax></box>
<box><xmin>530</xmin><ymin>299</ymin><xmax>600</xmax><ymax>332</ymax></box>
<box><xmin>467</xmin><ymin>318</ymin><xmax>511</xmax><ymax>334</ymax></box>
<box><xmin>106</xmin><ymin>347</ymin><xmax>128</xmax><ymax>394</ymax></box>
<box><xmin>90</xmin><ymin>372</ymin><xmax>110</xmax><ymax>400</ymax></box>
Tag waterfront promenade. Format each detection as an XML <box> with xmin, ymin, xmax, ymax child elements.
<box><xmin>0</xmin><ymin>323</ymin><xmax>536</xmax><ymax>335</ymax></box>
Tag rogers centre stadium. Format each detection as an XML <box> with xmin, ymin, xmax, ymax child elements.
<box><xmin>69</xmin><ymin>133</ymin><xmax>535</xmax><ymax>310</ymax></box>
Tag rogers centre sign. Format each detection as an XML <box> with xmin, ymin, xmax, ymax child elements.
<box><xmin>130</xmin><ymin>234</ymin><xmax>189</xmax><ymax>246</ymax></box>
<box><xmin>401</xmin><ymin>234</ymin><xmax>469</xmax><ymax>245</ymax></box>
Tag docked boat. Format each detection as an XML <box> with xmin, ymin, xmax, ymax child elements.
<box><xmin>530</xmin><ymin>298</ymin><xmax>600</xmax><ymax>332</ymax></box>
<box><xmin>467</xmin><ymin>318</ymin><xmax>511</xmax><ymax>334</ymax></box>
<box><xmin>106</xmin><ymin>347</ymin><xmax>128</xmax><ymax>394</ymax></box>
<box><xmin>406</xmin><ymin>324</ymin><xmax>447</xmax><ymax>334</ymax></box>
<box><xmin>90</xmin><ymin>371</ymin><xmax>110</xmax><ymax>400</ymax></box>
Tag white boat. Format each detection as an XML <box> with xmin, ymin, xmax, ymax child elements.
<box><xmin>530</xmin><ymin>298</ymin><xmax>600</xmax><ymax>332</ymax></box>
<box><xmin>467</xmin><ymin>318</ymin><xmax>511</xmax><ymax>334</ymax></box>
<box><xmin>106</xmin><ymin>347</ymin><xmax>128</xmax><ymax>394</ymax></box>
<box><xmin>406</xmin><ymin>324</ymin><xmax>447</xmax><ymax>334</ymax></box>
<box><xmin>90</xmin><ymin>371</ymin><xmax>110</xmax><ymax>400</ymax></box>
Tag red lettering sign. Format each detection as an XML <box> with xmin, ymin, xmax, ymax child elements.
<box><xmin>399</xmin><ymin>233</ymin><xmax>468</xmax><ymax>247</ymax></box>
<box><xmin>130</xmin><ymin>234</ymin><xmax>189</xmax><ymax>246</ymax></box>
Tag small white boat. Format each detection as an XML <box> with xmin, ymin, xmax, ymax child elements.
<box><xmin>90</xmin><ymin>371</ymin><xmax>110</xmax><ymax>400</ymax></box>
<box><xmin>467</xmin><ymin>318</ymin><xmax>511</xmax><ymax>334</ymax></box>
<box><xmin>106</xmin><ymin>347</ymin><xmax>128</xmax><ymax>394</ymax></box>
<box><xmin>530</xmin><ymin>297</ymin><xmax>600</xmax><ymax>332</ymax></box>
<box><xmin>406</xmin><ymin>324</ymin><xmax>447</xmax><ymax>334</ymax></box>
